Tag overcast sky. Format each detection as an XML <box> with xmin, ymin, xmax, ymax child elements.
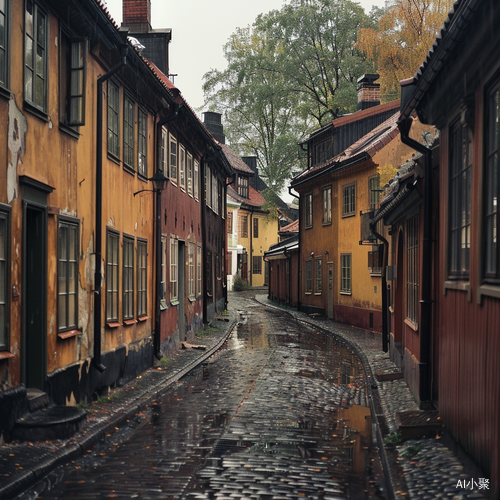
<box><xmin>104</xmin><ymin>0</ymin><xmax>386</xmax><ymax>115</ymax></box>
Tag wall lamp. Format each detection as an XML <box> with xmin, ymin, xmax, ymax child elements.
<box><xmin>134</xmin><ymin>171</ymin><xmax>169</xmax><ymax>196</ymax></box>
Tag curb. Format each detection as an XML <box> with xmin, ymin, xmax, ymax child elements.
<box><xmin>0</xmin><ymin>317</ymin><xmax>237</xmax><ymax>500</ymax></box>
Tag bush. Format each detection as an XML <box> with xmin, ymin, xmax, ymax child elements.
<box><xmin>232</xmin><ymin>273</ymin><xmax>249</xmax><ymax>291</ymax></box>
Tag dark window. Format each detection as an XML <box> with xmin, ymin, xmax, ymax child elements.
<box><xmin>123</xmin><ymin>95</ymin><xmax>135</xmax><ymax>169</ymax></box>
<box><xmin>323</xmin><ymin>186</ymin><xmax>331</xmax><ymax>224</ymax></box>
<box><xmin>253</xmin><ymin>217</ymin><xmax>259</xmax><ymax>238</ymax></box>
<box><xmin>227</xmin><ymin>211</ymin><xmax>233</xmax><ymax>233</ymax></box>
<box><xmin>449</xmin><ymin>118</ymin><xmax>471</xmax><ymax>278</ymax></box>
<box><xmin>237</xmin><ymin>175</ymin><xmax>249</xmax><ymax>198</ymax></box>
<box><xmin>0</xmin><ymin>209</ymin><xmax>9</xmax><ymax>350</ymax></box>
<box><xmin>343</xmin><ymin>184</ymin><xmax>355</xmax><ymax>216</ymax></box>
<box><xmin>341</xmin><ymin>254</ymin><xmax>351</xmax><ymax>293</ymax></box>
<box><xmin>406</xmin><ymin>215</ymin><xmax>419</xmax><ymax>324</ymax></box>
<box><xmin>170</xmin><ymin>134</ymin><xmax>177</xmax><ymax>183</ymax></box>
<box><xmin>107</xmin><ymin>81</ymin><xmax>120</xmax><ymax>158</ymax></box>
<box><xmin>241</xmin><ymin>215</ymin><xmax>248</xmax><ymax>238</ymax></box>
<box><xmin>0</xmin><ymin>0</ymin><xmax>9</xmax><ymax>89</ymax></box>
<box><xmin>106</xmin><ymin>229</ymin><xmax>119</xmax><ymax>322</ymax></box>
<box><xmin>123</xmin><ymin>235</ymin><xmax>134</xmax><ymax>320</ymax></box>
<box><xmin>305</xmin><ymin>193</ymin><xmax>313</xmax><ymax>227</ymax></box>
<box><xmin>252</xmin><ymin>256</ymin><xmax>262</xmax><ymax>275</ymax></box>
<box><xmin>58</xmin><ymin>219</ymin><xmax>78</xmax><ymax>331</ymax></box>
<box><xmin>369</xmin><ymin>175</ymin><xmax>381</xmax><ymax>210</ymax></box>
<box><xmin>138</xmin><ymin>108</ymin><xmax>147</xmax><ymax>177</ymax></box>
<box><xmin>137</xmin><ymin>239</ymin><xmax>147</xmax><ymax>316</ymax></box>
<box><xmin>485</xmin><ymin>81</ymin><xmax>500</xmax><ymax>280</ymax></box>
<box><xmin>24</xmin><ymin>0</ymin><xmax>48</xmax><ymax>112</ymax></box>
<box><xmin>305</xmin><ymin>259</ymin><xmax>312</xmax><ymax>293</ymax></box>
<box><xmin>315</xmin><ymin>259</ymin><xmax>322</xmax><ymax>293</ymax></box>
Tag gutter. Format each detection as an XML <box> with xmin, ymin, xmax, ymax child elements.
<box><xmin>153</xmin><ymin>103</ymin><xmax>181</xmax><ymax>360</ymax></box>
<box><xmin>398</xmin><ymin>117</ymin><xmax>433</xmax><ymax>408</ymax></box>
<box><xmin>93</xmin><ymin>44</ymin><xmax>128</xmax><ymax>373</ymax></box>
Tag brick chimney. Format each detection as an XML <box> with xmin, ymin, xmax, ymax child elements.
<box><xmin>123</xmin><ymin>0</ymin><xmax>152</xmax><ymax>32</ymax></box>
<box><xmin>203</xmin><ymin>112</ymin><xmax>225</xmax><ymax>144</ymax></box>
<box><xmin>357</xmin><ymin>74</ymin><xmax>380</xmax><ymax>111</ymax></box>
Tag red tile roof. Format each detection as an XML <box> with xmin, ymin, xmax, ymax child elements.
<box><xmin>220</xmin><ymin>144</ymin><xmax>254</xmax><ymax>175</ymax></box>
<box><xmin>227</xmin><ymin>185</ymin><xmax>266</xmax><ymax>208</ymax></box>
<box><xmin>280</xmin><ymin>219</ymin><xmax>299</xmax><ymax>233</ymax></box>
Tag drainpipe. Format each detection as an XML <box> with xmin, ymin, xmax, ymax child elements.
<box><xmin>288</xmin><ymin>186</ymin><xmax>301</xmax><ymax>311</ymax></box>
<box><xmin>398</xmin><ymin>117</ymin><xmax>433</xmax><ymax>408</ymax></box>
<box><xmin>201</xmin><ymin>159</ymin><xmax>208</xmax><ymax>324</ymax></box>
<box><xmin>93</xmin><ymin>45</ymin><xmax>128</xmax><ymax>373</ymax></box>
<box><xmin>249</xmin><ymin>212</ymin><xmax>253</xmax><ymax>287</ymax></box>
<box><xmin>153</xmin><ymin>104</ymin><xmax>181</xmax><ymax>360</ymax></box>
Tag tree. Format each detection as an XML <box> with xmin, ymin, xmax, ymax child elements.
<box><xmin>203</xmin><ymin>0</ymin><xmax>374</xmax><ymax>197</ymax></box>
<box><xmin>357</xmin><ymin>0</ymin><xmax>454</xmax><ymax>101</ymax></box>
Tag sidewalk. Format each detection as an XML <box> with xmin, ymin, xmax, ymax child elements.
<box><xmin>253</xmin><ymin>293</ymin><xmax>491</xmax><ymax>500</ymax></box>
<box><xmin>0</xmin><ymin>311</ymin><xmax>237</xmax><ymax>500</ymax></box>
<box><xmin>0</xmin><ymin>293</ymin><xmax>492</xmax><ymax>500</ymax></box>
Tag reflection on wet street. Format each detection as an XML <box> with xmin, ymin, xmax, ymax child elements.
<box><xmin>25</xmin><ymin>296</ymin><xmax>384</xmax><ymax>499</ymax></box>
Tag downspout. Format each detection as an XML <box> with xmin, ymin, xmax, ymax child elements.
<box><xmin>201</xmin><ymin>159</ymin><xmax>208</xmax><ymax>324</ymax></box>
<box><xmin>153</xmin><ymin>104</ymin><xmax>181</xmax><ymax>360</ymax></box>
<box><xmin>249</xmin><ymin>211</ymin><xmax>253</xmax><ymax>287</ymax></box>
<box><xmin>289</xmin><ymin>186</ymin><xmax>301</xmax><ymax>311</ymax></box>
<box><xmin>398</xmin><ymin>117</ymin><xmax>433</xmax><ymax>408</ymax></box>
<box><xmin>93</xmin><ymin>46</ymin><xmax>128</xmax><ymax>373</ymax></box>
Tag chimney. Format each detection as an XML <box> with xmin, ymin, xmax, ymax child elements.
<box><xmin>203</xmin><ymin>112</ymin><xmax>225</xmax><ymax>144</ymax></box>
<box><xmin>357</xmin><ymin>74</ymin><xmax>380</xmax><ymax>111</ymax></box>
<box><xmin>123</xmin><ymin>0</ymin><xmax>152</xmax><ymax>32</ymax></box>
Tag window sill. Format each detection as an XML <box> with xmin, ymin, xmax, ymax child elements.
<box><xmin>138</xmin><ymin>315</ymin><xmax>149</xmax><ymax>322</ymax></box>
<box><xmin>370</xmin><ymin>271</ymin><xmax>382</xmax><ymax>277</ymax></box>
<box><xmin>0</xmin><ymin>85</ymin><xmax>10</xmax><ymax>101</ymax></box>
<box><xmin>444</xmin><ymin>280</ymin><xmax>471</xmax><ymax>301</ymax></box>
<box><xmin>478</xmin><ymin>283</ymin><xmax>500</xmax><ymax>301</ymax></box>
<box><xmin>189</xmin><ymin>296</ymin><xmax>196</xmax><ymax>303</ymax></box>
<box><xmin>342</xmin><ymin>213</ymin><xmax>355</xmax><ymax>219</ymax></box>
<box><xmin>160</xmin><ymin>300</ymin><xmax>168</xmax><ymax>311</ymax></box>
<box><xmin>124</xmin><ymin>319</ymin><xmax>137</xmax><ymax>326</ymax></box>
<box><xmin>106</xmin><ymin>321</ymin><xmax>121</xmax><ymax>328</ymax></box>
<box><xmin>170</xmin><ymin>300</ymin><xmax>179</xmax><ymax>306</ymax></box>
<box><xmin>322</xmin><ymin>221</ymin><xmax>332</xmax><ymax>226</ymax></box>
<box><xmin>314</xmin><ymin>292</ymin><xmax>322</xmax><ymax>295</ymax></box>
<box><xmin>107</xmin><ymin>153</ymin><xmax>121</xmax><ymax>166</ymax></box>
<box><xmin>59</xmin><ymin>123</ymin><xmax>81</xmax><ymax>140</ymax></box>
<box><xmin>340</xmin><ymin>291</ymin><xmax>352</xmax><ymax>295</ymax></box>
<box><xmin>404</xmin><ymin>318</ymin><xmax>418</xmax><ymax>331</ymax></box>
<box><xmin>305</xmin><ymin>291</ymin><xmax>312</xmax><ymax>295</ymax></box>
<box><xmin>23</xmin><ymin>101</ymin><xmax>49</xmax><ymax>122</ymax></box>
<box><xmin>57</xmin><ymin>330</ymin><xmax>81</xmax><ymax>340</ymax></box>
<box><xmin>124</xmin><ymin>165</ymin><xmax>136</xmax><ymax>176</ymax></box>
<box><xmin>0</xmin><ymin>351</ymin><xmax>15</xmax><ymax>360</ymax></box>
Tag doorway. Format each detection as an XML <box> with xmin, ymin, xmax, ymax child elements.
<box><xmin>23</xmin><ymin>203</ymin><xmax>47</xmax><ymax>389</ymax></box>
<box><xmin>327</xmin><ymin>262</ymin><xmax>334</xmax><ymax>319</ymax></box>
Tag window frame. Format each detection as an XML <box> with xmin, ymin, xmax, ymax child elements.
<box><xmin>241</xmin><ymin>215</ymin><xmax>248</xmax><ymax>238</ymax></box>
<box><xmin>169</xmin><ymin>133</ymin><xmax>178</xmax><ymax>184</ymax></box>
<box><xmin>304</xmin><ymin>192</ymin><xmax>313</xmax><ymax>228</ymax></box>
<box><xmin>122</xmin><ymin>234</ymin><xmax>134</xmax><ymax>321</ymax></box>
<box><xmin>253</xmin><ymin>217</ymin><xmax>259</xmax><ymax>239</ymax></box>
<box><xmin>160</xmin><ymin>126</ymin><xmax>168</xmax><ymax>174</ymax></box>
<box><xmin>0</xmin><ymin>207</ymin><xmax>10</xmax><ymax>351</ymax></box>
<box><xmin>188</xmin><ymin>242</ymin><xmax>195</xmax><ymax>299</ymax></box>
<box><xmin>24</xmin><ymin>0</ymin><xmax>48</xmax><ymax>114</ymax></box>
<box><xmin>252</xmin><ymin>255</ymin><xmax>262</xmax><ymax>275</ymax></box>
<box><xmin>123</xmin><ymin>94</ymin><xmax>135</xmax><ymax>171</ymax></box>
<box><xmin>340</xmin><ymin>254</ymin><xmax>352</xmax><ymax>294</ymax></box>
<box><xmin>137</xmin><ymin>107</ymin><xmax>147</xmax><ymax>178</ymax></box>
<box><xmin>170</xmin><ymin>236</ymin><xmax>178</xmax><ymax>303</ymax></box>
<box><xmin>160</xmin><ymin>235</ymin><xmax>167</xmax><ymax>308</ymax></box>
<box><xmin>305</xmin><ymin>259</ymin><xmax>312</xmax><ymax>294</ymax></box>
<box><xmin>322</xmin><ymin>185</ymin><xmax>332</xmax><ymax>225</ymax></box>
<box><xmin>237</xmin><ymin>175</ymin><xmax>249</xmax><ymax>198</ymax></box>
<box><xmin>106</xmin><ymin>228</ymin><xmax>120</xmax><ymax>323</ymax></box>
<box><xmin>343</xmin><ymin>183</ymin><xmax>356</xmax><ymax>217</ymax></box>
<box><xmin>137</xmin><ymin>238</ymin><xmax>147</xmax><ymax>317</ymax></box>
<box><xmin>0</xmin><ymin>0</ymin><xmax>10</xmax><ymax>95</ymax></box>
<box><xmin>187</xmin><ymin>152</ymin><xmax>193</xmax><ymax>196</ymax></box>
<box><xmin>227</xmin><ymin>211</ymin><xmax>233</xmax><ymax>234</ymax></box>
<box><xmin>196</xmin><ymin>244</ymin><xmax>202</xmax><ymax>297</ymax></box>
<box><xmin>107</xmin><ymin>80</ymin><xmax>120</xmax><ymax>160</ymax></box>
<box><xmin>315</xmin><ymin>258</ymin><xmax>322</xmax><ymax>294</ymax></box>
<box><xmin>57</xmin><ymin>217</ymin><xmax>79</xmax><ymax>333</ymax></box>
<box><xmin>194</xmin><ymin>159</ymin><xmax>199</xmax><ymax>200</ymax></box>
<box><xmin>406</xmin><ymin>215</ymin><xmax>419</xmax><ymax>325</ymax></box>
<box><xmin>179</xmin><ymin>144</ymin><xmax>186</xmax><ymax>190</ymax></box>
<box><xmin>369</xmin><ymin>174</ymin><xmax>381</xmax><ymax>211</ymax></box>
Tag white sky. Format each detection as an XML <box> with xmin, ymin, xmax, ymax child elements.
<box><xmin>105</xmin><ymin>0</ymin><xmax>386</xmax><ymax>115</ymax></box>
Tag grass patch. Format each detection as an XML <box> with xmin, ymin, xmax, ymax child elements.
<box><xmin>159</xmin><ymin>357</ymin><xmax>174</xmax><ymax>369</ymax></box>
<box><xmin>384</xmin><ymin>432</ymin><xmax>403</xmax><ymax>445</ymax></box>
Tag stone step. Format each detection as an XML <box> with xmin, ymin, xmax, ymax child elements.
<box><xmin>13</xmin><ymin>405</ymin><xmax>87</xmax><ymax>442</ymax></box>
<box><xmin>395</xmin><ymin>410</ymin><xmax>442</xmax><ymax>440</ymax></box>
<box><xmin>26</xmin><ymin>388</ymin><xmax>49</xmax><ymax>412</ymax></box>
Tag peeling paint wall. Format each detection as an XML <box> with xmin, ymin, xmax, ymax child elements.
<box><xmin>7</xmin><ymin>97</ymin><xmax>27</xmax><ymax>203</ymax></box>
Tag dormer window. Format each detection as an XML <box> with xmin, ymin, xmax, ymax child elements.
<box><xmin>237</xmin><ymin>175</ymin><xmax>249</xmax><ymax>198</ymax></box>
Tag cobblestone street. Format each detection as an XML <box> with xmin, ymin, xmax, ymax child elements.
<box><xmin>17</xmin><ymin>292</ymin><xmax>384</xmax><ymax>499</ymax></box>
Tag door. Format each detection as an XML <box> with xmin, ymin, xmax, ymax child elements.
<box><xmin>327</xmin><ymin>262</ymin><xmax>334</xmax><ymax>319</ymax></box>
<box><xmin>178</xmin><ymin>241</ymin><xmax>186</xmax><ymax>340</ymax></box>
<box><xmin>23</xmin><ymin>203</ymin><xmax>47</xmax><ymax>389</ymax></box>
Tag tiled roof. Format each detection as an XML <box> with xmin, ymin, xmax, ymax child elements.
<box><xmin>280</xmin><ymin>219</ymin><xmax>299</xmax><ymax>233</ymax></box>
<box><xmin>292</xmin><ymin>111</ymin><xmax>400</xmax><ymax>186</ymax></box>
<box><xmin>227</xmin><ymin>185</ymin><xmax>266</xmax><ymax>208</ymax></box>
<box><xmin>220</xmin><ymin>144</ymin><xmax>254</xmax><ymax>175</ymax></box>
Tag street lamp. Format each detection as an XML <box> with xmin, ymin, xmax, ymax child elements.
<box><xmin>134</xmin><ymin>170</ymin><xmax>169</xmax><ymax>360</ymax></box>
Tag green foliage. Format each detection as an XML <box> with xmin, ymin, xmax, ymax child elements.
<box><xmin>159</xmin><ymin>357</ymin><xmax>174</xmax><ymax>369</ymax></box>
<box><xmin>384</xmin><ymin>432</ymin><xmax>403</xmax><ymax>445</ymax></box>
<box><xmin>232</xmin><ymin>274</ymin><xmax>250</xmax><ymax>291</ymax></box>
<box><xmin>402</xmin><ymin>444</ymin><xmax>422</xmax><ymax>458</ymax></box>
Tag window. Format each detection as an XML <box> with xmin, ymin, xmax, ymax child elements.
<box><xmin>194</xmin><ymin>160</ymin><xmax>199</xmax><ymax>200</ymax></box>
<box><xmin>0</xmin><ymin>210</ymin><xmax>9</xmax><ymax>350</ymax></box>
<box><xmin>312</xmin><ymin>138</ymin><xmax>331</xmax><ymax>167</ymax></box>
<box><xmin>343</xmin><ymin>184</ymin><xmax>356</xmax><ymax>216</ymax></box>
<box><xmin>323</xmin><ymin>186</ymin><xmax>331</xmax><ymax>224</ymax></box>
<box><xmin>237</xmin><ymin>175</ymin><xmax>249</xmax><ymax>198</ymax></box>
<box><xmin>206</xmin><ymin>251</ymin><xmax>213</xmax><ymax>296</ymax></box>
<box><xmin>160</xmin><ymin>236</ymin><xmax>167</xmax><ymax>307</ymax></box>
<box><xmin>58</xmin><ymin>219</ymin><xmax>78</xmax><ymax>332</ymax></box>
<box><xmin>170</xmin><ymin>134</ymin><xmax>177</xmax><ymax>183</ymax></box>
<box><xmin>25</xmin><ymin>0</ymin><xmax>47</xmax><ymax>112</ymax></box>
<box><xmin>123</xmin><ymin>235</ymin><xmax>134</xmax><ymax>320</ymax></box>
<box><xmin>241</xmin><ymin>215</ymin><xmax>248</xmax><ymax>238</ymax></box>
<box><xmin>368</xmin><ymin>246</ymin><xmax>382</xmax><ymax>275</ymax></box>
<box><xmin>449</xmin><ymin>119</ymin><xmax>471</xmax><ymax>278</ymax></box>
<box><xmin>188</xmin><ymin>242</ymin><xmax>195</xmax><ymax>299</ymax></box>
<box><xmin>305</xmin><ymin>259</ymin><xmax>312</xmax><ymax>293</ymax></box>
<box><xmin>59</xmin><ymin>33</ymin><xmax>86</xmax><ymax>127</ymax></box>
<box><xmin>106</xmin><ymin>229</ymin><xmax>119</xmax><ymax>322</ymax></box>
<box><xmin>315</xmin><ymin>259</ymin><xmax>322</xmax><ymax>293</ymax></box>
<box><xmin>137</xmin><ymin>239</ymin><xmax>147</xmax><ymax>316</ymax></box>
<box><xmin>228</xmin><ymin>251</ymin><xmax>232</xmax><ymax>276</ymax></box>
<box><xmin>406</xmin><ymin>215</ymin><xmax>419</xmax><ymax>324</ymax></box>
<box><xmin>340</xmin><ymin>254</ymin><xmax>352</xmax><ymax>293</ymax></box>
<box><xmin>305</xmin><ymin>193</ymin><xmax>313</xmax><ymax>227</ymax></box>
<box><xmin>123</xmin><ymin>95</ymin><xmax>135</xmax><ymax>170</ymax></box>
<box><xmin>160</xmin><ymin>127</ymin><xmax>168</xmax><ymax>174</ymax></box>
<box><xmin>138</xmin><ymin>108</ymin><xmax>147</xmax><ymax>177</ymax></box>
<box><xmin>0</xmin><ymin>0</ymin><xmax>9</xmax><ymax>90</ymax></box>
<box><xmin>179</xmin><ymin>144</ymin><xmax>186</xmax><ymax>189</ymax></box>
<box><xmin>227</xmin><ymin>211</ymin><xmax>233</xmax><ymax>233</ymax></box>
<box><xmin>212</xmin><ymin>171</ymin><xmax>218</xmax><ymax>214</ymax></box>
<box><xmin>253</xmin><ymin>217</ymin><xmax>259</xmax><ymax>238</ymax></box>
<box><xmin>253</xmin><ymin>256</ymin><xmax>262</xmax><ymax>274</ymax></box>
<box><xmin>196</xmin><ymin>244</ymin><xmax>202</xmax><ymax>297</ymax></box>
<box><xmin>107</xmin><ymin>81</ymin><xmax>120</xmax><ymax>158</ymax></box>
<box><xmin>187</xmin><ymin>153</ymin><xmax>193</xmax><ymax>196</ymax></box>
<box><xmin>369</xmin><ymin>175</ymin><xmax>381</xmax><ymax>210</ymax></box>
<box><xmin>170</xmin><ymin>237</ymin><xmax>178</xmax><ymax>302</ymax></box>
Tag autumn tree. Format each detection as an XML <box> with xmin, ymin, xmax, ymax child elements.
<box><xmin>357</xmin><ymin>0</ymin><xmax>454</xmax><ymax>101</ymax></box>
